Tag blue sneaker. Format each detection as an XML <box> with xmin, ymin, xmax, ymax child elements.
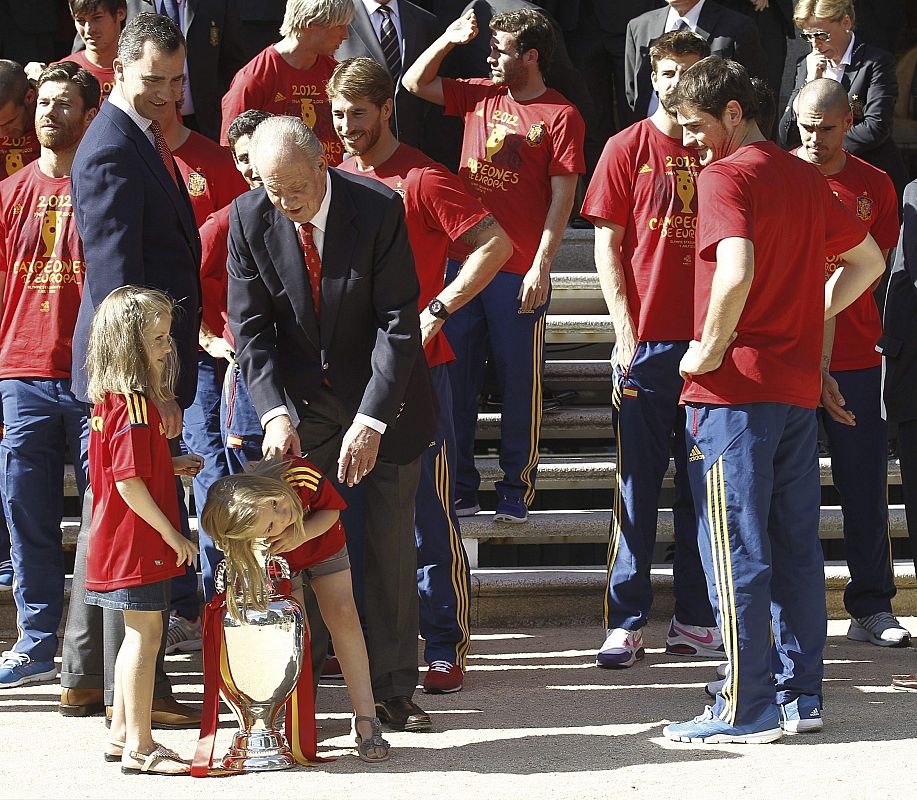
<box><xmin>779</xmin><ymin>695</ymin><xmax>823</xmax><ymax>734</ymax></box>
<box><xmin>493</xmin><ymin>495</ymin><xmax>528</xmax><ymax>523</ymax></box>
<box><xmin>0</xmin><ymin>561</ymin><xmax>12</xmax><ymax>590</ymax></box>
<box><xmin>0</xmin><ymin>651</ymin><xmax>57</xmax><ymax>689</ymax></box>
<box><xmin>663</xmin><ymin>705</ymin><xmax>782</xmax><ymax>744</ymax></box>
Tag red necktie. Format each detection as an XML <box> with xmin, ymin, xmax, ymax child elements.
<box><xmin>150</xmin><ymin>119</ymin><xmax>179</xmax><ymax>188</ymax></box>
<box><xmin>298</xmin><ymin>223</ymin><xmax>322</xmax><ymax>318</ymax></box>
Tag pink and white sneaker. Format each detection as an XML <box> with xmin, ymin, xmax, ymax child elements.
<box><xmin>596</xmin><ymin>627</ymin><xmax>645</xmax><ymax>669</ymax></box>
<box><xmin>665</xmin><ymin>617</ymin><xmax>724</xmax><ymax>659</ymax></box>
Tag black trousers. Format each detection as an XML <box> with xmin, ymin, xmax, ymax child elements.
<box><xmin>894</xmin><ymin>419</ymin><xmax>917</xmax><ymax>576</ymax></box>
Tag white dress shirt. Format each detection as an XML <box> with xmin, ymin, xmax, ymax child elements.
<box><xmin>647</xmin><ymin>0</ymin><xmax>707</xmax><ymax>116</ymax></box>
<box><xmin>109</xmin><ymin>85</ymin><xmax>156</xmax><ymax>147</ymax></box>
<box><xmin>260</xmin><ymin>171</ymin><xmax>387</xmax><ymax>435</ymax></box>
<box><xmin>823</xmin><ymin>32</ymin><xmax>855</xmax><ymax>84</ymax></box>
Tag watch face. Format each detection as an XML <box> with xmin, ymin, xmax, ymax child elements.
<box><xmin>429</xmin><ymin>299</ymin><xmax>449</xmax><ymax>319</ymax></box>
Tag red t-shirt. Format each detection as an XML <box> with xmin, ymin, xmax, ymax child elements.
<box><xmin>442</xmin><ymin>78</ymin><xmax>585</xmax><ymax>275</ymax></box>
<box><xmin>220</xmin><ymin>47</ymin><xmax>342</xmax><ymax>165</ymax></box>
<box><xmin>337</xmin><ymin>145</ymin><xmax>488</xmax><ymax>368</ymax></box>
<box><xmin>681</xmin><ymin>142</ymin><xmax>867</xmax><ymax>408</ymax></box>
<box><xmin>86</xmin><ymin>392</ymin><xmax>184</xmax><ymax>591</ymax></box>
<box><xmin>280</xmin><ymin>457</ymin><xmax>347</xmax><ymax>573</ymax></box>
<box><xmin>174</xmin><ymin>131</ymin><xmax>248</xmax><ymax>227</ymax></box>
<box><xmin>0</xmin><ymin>129</ymin><xmax>39</xmax><ymax>180</ymax></box>
<box><xmin>0</xmin><ymin>161</ymin><xmax>84</xmax><ymax>378</ymax></box>
<box><xmin>581</xmin><ymin>119</ymin><xmax>699</xmax><ymax>341</ymax></box>
<box><xmin>803</xmin><ymin>151</ymin><xmax>898</xmax><ymax>372</ymax></box>
<box><xmin>57</xmin><ymin>51</ymin><xmax>115</xmax><ymax>101</ymax></box>
<box><xmin>199</xmin><ymin>205</ymin><xmax>232</xmax><ymax>344</ymax></box>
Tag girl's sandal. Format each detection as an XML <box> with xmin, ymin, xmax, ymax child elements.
<box><xmin>104</xmin><ymin>740</ymin><xmax>126</xmax><ymax>763</ymax></box>
<box><xmin>120</xmin><ymin>745</ymin><xmax>189</xmax><ymax>776</ymax></box>
<box><xmin>353</xmin><ymin>715</ymin><xmax>391</xmax><ymax>764</ymax></box>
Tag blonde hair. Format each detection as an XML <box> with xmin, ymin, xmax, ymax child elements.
<box><xmin>86</xmin><ymin>286</ymin><xmax>177</xmax><ymax>404</ymax></box>
<box><xmin>202</xmin><ymin>460</ymin><xmax>306</xmax><ymax>620</ymax></box>
<box><xmin>280</xmin><ymin>0</ymin><xmax>354</xmax><ymax>38</ymax></box>
<box><xmin>793</xmin><ymin>0</ymin><xmax>855</xmax><ymax>28</ymax></box>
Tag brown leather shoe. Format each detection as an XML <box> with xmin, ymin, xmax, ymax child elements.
<box><xmin>60</xmin><ymin>687</ymin><xmax>105</xmax><ymax>717</ymax></box>
<box><xmin>375</xmin><ymin>696</ymin><xmax>432</xmax><ymax>732</ymax></box>
<box><xmin>104</xmin><ymin>696</ymin><xmax>202</xmax><ymax>730</ymax></box>
<box><xmin>892</xmin><ymin>674</ymin><xmax>917</xmax><ymax>692</ymax></box>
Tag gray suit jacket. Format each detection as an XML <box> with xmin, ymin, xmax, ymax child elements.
<box><xmin>624</xmin><ymin>0</ymin><xmax>767</xmax><ymax>122</ymax></box>
<box><xmin>335</xmin><ymin>1</ymin><xmax>438</xmax><ymax>149</ymax></box>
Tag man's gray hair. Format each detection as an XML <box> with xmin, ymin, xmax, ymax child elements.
<box><xmin>280</xmin><ymin>0</ymin><xmax>354</xmax><ymax>37</ymax></box>
<box><xmin>249</xmin><ymin>116</ymin><xmax>325</xmax><ymax>172</ymax></box>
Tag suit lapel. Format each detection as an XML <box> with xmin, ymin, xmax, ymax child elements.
<box><xmin>351</xmin><ymin>4</ymin><xmax>388</xmax><ymax>69</ymax></box>
<box><xmin>320</xmin><ymin>170</ymin><xmax>357</xmax><ymax>353</ymax></box>
<box><xmin>262</xmin><ymin>204</ymin><xmax>320</xmax><ymax>346</ymax></box>
<box><xmin>694</xmin><ymin>1</ymin><xmax>720</xmax><ymax>41</ymax></box>
<box><xmin>843</xmin><ymin>43</ymin><xmax>865</xmax><ymax>93</ymax></box>
<box><xmin>185</xmin><ymin>0</ymin><xmax>197</xmax><ymax>27</ymax></box>
<box><xmin>651</xmin><ymin>7</ymin><xmax>668</xmax><ymax>39</ymax></box>
<box><xmin>103</xmin><ymin>103</ymin><xmax>197</xmax><ymax>247</ymax></box>
<box><xmin>399</xmin><ymin>8</ymin><xmax>419</xmax><ymax>93</ymax></box>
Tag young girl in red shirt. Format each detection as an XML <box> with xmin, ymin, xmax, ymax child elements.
<box><xmin>83</xmin><ymin>286</ymin><xmax>203</xmax><ymax>776</ymax></box>
<box><xmin>202</xmin><ymin>459</ymin><xmax>391</xmax><ymax>763</ymax></box>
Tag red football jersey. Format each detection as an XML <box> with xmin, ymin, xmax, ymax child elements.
<box><xmin>681</xmin><ymin>142</ymin><xmax>867</xmax><ymax>408</ymax></box>
<box><xmin>817</xmin><ymin>152</ymin><xmax>899</xmax><ymax>371</ymax></box>
<box><xmin>220</xmin><ymin>47</ymin><xmax>342</xmax><ymax>165</ymax></box>
<box><xmin>0</xmin><ymin>161</ymin><xmax>84</xmax><ymax>378</ymax></box>
<box><xmin>174</xmin><ymin>131</ymin><xmax>248</xmax><ymax>227</ymax></box>
<box><xmin>57</xmin><ymin>51</ymin><xmax>115</xmax><ymax>102</ymax></box>
<box><xmin>442</xmin><ymin>78</ymin><xmax>585</xmax><ymax>275</ymax></box>
<box><xmin>86</xmin><ymin>393</ymin><xmax>184</xmax><ymax>591</ymax></box>
<box><xmin>337</xmin><ymin>144</ymin><xmax>488</xmax><ymax>367</ymax></box>
<box><xmin>279</xmin><ymin>457</ymin><xmax>347</xmax><ymax>573</ymax></box>
<box><xmin>199</xmin><ymin>205</ymin><xmax>232</xmax><ymax>343</ymax></box>
<box><xmin>0</xmin><ymin>129</ymin><xmax>39</xmax><ymax>180</ymax></box>
<box><xmin>582</xmin><ymin>119</ymin><xmax>700</xmax><ymax>341</ymax></box>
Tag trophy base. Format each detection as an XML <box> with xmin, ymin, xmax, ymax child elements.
<box><xmin>221</xmin><ymin>730</ymin><xmax>297</xmax><ymax>772</ymax></box>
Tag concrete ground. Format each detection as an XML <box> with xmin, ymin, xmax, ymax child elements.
<box><xmin>2</xmin><ymin>617</ymin><xmax>916</xmax><ymax>800</ymax></box>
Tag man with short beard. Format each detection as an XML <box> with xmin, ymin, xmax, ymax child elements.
<box><xmin>0</xmin><ymin>60</ymin><xmax>39</xmax><ymax>179</ymax></box>
<box><xmin>404</xmin><ymin>8</ymin><xmax>585</xmax><ymax>524</ymax></box>
<box><xmin>0</xmin><ymin>62</ymin><xmax>98</xmax><ymax>689</ymax></box>
<box><xmin>581</xmin><ymin>29</ymin><xmax>721</xmax><ymax>671</ymax></box>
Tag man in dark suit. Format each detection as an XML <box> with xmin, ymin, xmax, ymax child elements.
<box><xmin>229</xmin><ymin>115</ymin><xmax>438</xmax><ymax>732</ymax></box>
<box><xmin>59</xmin><ymin>13</ymin><xmax>202</xmax><ymax>728</ymax></box>
<box><xmin>75</xmin><ymin>0</ymin><xmax>246</xmax><ymax>141</ymax></box>
<box><xmin>335</xmin><ymin>0</ymin><xmax>439</xmax><ymax>151</ymax></box>
<box><xmin>880</xmin><ymin>178</ymin><xmax>917</xmax><ymax>579</ymax></box>
<box><xmin>625</xmin><ymin>0</ymin><xmax>767</xmax><ymax>122</ymax></box>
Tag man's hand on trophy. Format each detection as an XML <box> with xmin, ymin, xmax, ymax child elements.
<box><xmin>263</xmin><ymin>414</ymin><xmax>302</xmax><ymax>459</ymax></box>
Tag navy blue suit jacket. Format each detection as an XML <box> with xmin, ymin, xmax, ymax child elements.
<box><xmin>70</xmin><ymin>100</ymin><xmax>202</xmax><ymax>407</ymax></box>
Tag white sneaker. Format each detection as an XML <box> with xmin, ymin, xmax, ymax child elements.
<box><xmin>665</xmin><ymin>617</ymin><xmax>725</xmax><ymax>658</ymax></box>
<box><xmin>164</xmin><ymin>615</ymin><xmax>202</xmax><ymax>654</ymax></box>
<box><xmin>596</xmin><ymin>627</ymin><xmax>645</xmax><ymax>669</ymax></box>
<box><xmin>847</xmin><ymin>613</ymin><xmax>911</xmax><ymax>648</ymax></box>
<box><xmin>715</xmin><ymin>662</ymin><xmax>729</xmax><ymax>679</ymax></box>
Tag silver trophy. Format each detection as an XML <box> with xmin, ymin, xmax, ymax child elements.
<box><xmin>213</xmin><ymin>546</ymin><xmax>305</xmax><ymax>772</ymax></box>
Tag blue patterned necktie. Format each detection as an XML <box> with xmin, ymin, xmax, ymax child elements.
<box><xmin>378</xmin><ymin>6</ymin><xmax>401</xmax><ymax>83</ymax></box>
<box><xmin>160</xmin><ymin>0</ymin><xmax>181</xmax><ymax>28</ymax></box>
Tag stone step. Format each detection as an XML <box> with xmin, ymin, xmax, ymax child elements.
<box><xmin>544</xmin><ymin>359</ymin><xmax>610</xmax><ymax>381</ymax></box>
<box><xmin>5</xmin><ymin>562</ymin><xmax>915</xmax><ymax>635</ymax></box>
<box><xmin>476</xmin><ymin>405</ymin><xmax>613</xmax><ymax>439</ymax></box>
<box><xmin>545</xmin><ymin>315</ymin><xmax>613</xmax><ymax>344</ymax></box>
<box><xmin>553</xmin><ymin>228</ymin><xmax>595</xmax><ymax>273</ymax></box>
<box><xmin>547</xmin><ymin>272</ymin><xmax>606</xmax><ymax>316</ymax></box>
<box><xmin>460</xmin><ymin>506</ymin><xmax>908</xmax><ymax>545</ymax></box>
<box><xmin>474</xmin><ymin>455</ymin><xmax>904</xmax><ymax>490</ymax></box>
<box><xmin>471</xmin><ymin>562</ymin><xmax>917</xmax><ymax>626</ymax></box>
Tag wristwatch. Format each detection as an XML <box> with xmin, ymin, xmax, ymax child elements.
<box><xmin>427</xmin><ymin>298</ymin><xmax>450</xmax><ymax>320</ymax></box>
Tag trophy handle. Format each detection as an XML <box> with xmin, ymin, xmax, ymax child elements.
<box><xmin>265</xmin><ymin>555</ymin><xmax>291</xmax><ymax>589</ymax></box>
<box><xmin>214</xmin><ymin>561</ymin><xmax>228</xmax><ymax>595</ymax></box>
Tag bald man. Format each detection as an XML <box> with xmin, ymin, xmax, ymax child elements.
<box><xmin>793</xmin><ymin>79</ymin><xmax>908</xmax><ymax>648</ymax></box>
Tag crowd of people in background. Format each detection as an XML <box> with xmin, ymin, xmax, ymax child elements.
<box><xmin>0</xmin><ymin>0</ymin><xmax>915</xmax><ymax>772</ymax></box>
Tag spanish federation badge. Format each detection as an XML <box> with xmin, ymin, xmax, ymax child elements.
<box><xmin>210</xmin><ymin>20</ymin><xmax>220</xmax><ymax>47</ymax></box>
<box><xmin>856</xmin><ymin>193</ymin><xmax>873</xmax><ymax>221</ymax></box>
<box><xmin>525</xmin><ymin>121</ymin><xmax>546</xmax><ymax>147</ymax></box>
<box><xmin>187</xmin><ymin>171</ymin><xmax>207</xmax><ymax>197</ymax></box>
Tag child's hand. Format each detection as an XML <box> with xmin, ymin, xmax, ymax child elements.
<box><xmin>162</xmin><ymin>528</ymin><xmax>199</xmax><ymax>567</ymax></box>
<box><xmin>173</xmin><ymin>454</ymin><xmax>204</xmax><ymax>476</ymax></box>
<box><xmin>266</xmin><ymin>524</ymin><xmax>303</xmax><ymax>556</ymax></box>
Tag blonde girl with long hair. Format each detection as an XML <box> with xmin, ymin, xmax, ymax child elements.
<box><xmin>83</xmin><ymin>286</ymin><xmax>202</xmax><ymax>775</ymax></box>
<box><xmin>202</xmin><ymin>457</ymin><xmax>391</xmax><ymax>763</ymax></box>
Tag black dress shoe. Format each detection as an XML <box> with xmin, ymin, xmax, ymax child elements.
<box><xmin>375</xmin><ymin>696</ymin><xmax>432</xmax><ymax>732</ymax></box>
